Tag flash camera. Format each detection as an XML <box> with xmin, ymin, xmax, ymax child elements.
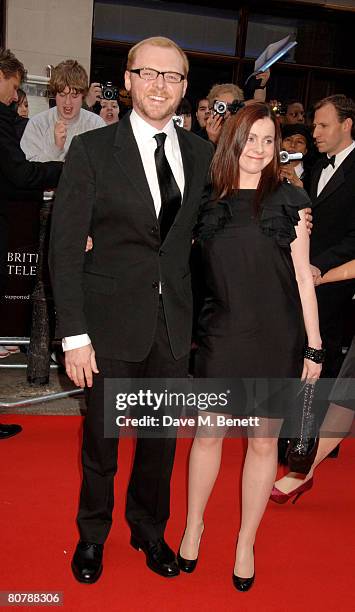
<box><xmin>280</xmin><ymin>150</ymin><xmax>303</xmax><ymax>164</ymax></box>
<box><xmin>213</xmin><ymin>99</ymin><xmax>245</xmax><ymax>117</ymax></box>
<box><xmin>101</xmin><ymin>81</ymin><xmax>119</xmax><ymax>101</ymax></box>
<box><xmin>272</xmin><ymin>102</ymin><xmax>287</xmax><ymax>116</ymax></box>
<box><xmin>172</xmin><ymin>115</ymin><xmax>184</xmax><ymax>127</ymax></box>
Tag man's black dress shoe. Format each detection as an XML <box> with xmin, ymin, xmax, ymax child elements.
<box><xmin>71</xmin><ymin>541</ymin><xmax>103</xmax><ymax>584</ymax></box>
<box><xmin>130</xmin><ymin>536</ymin><xmax>180</xmax><ymax>577</ymax></box>
<box><xmin>0</xmin><ymin>423</ymin><xmax>22</xmax><ymax>439</ymax></box>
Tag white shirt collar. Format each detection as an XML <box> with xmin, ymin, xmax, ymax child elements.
<box><xmin>294</xmin><ymin>161</ymin><xmax>304</xmax><ymax>178</ymax></box>
<box><xmin>130</xmin><ymin>108</ymin><xmax>176</xmax><ymax>143</ymax></box>
<box><xmin>331</xmin><ymin>140</ymin><xmax>355</xmax><ymax>168</ymax></box>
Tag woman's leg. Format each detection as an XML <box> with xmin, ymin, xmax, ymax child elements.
<box><xmin>275</xmin><ymin>402</ymin><xmax>354</xmax><ymax>493</ymax></box>
<box><xmin>235</xmin><ymin>428</ymin><xmax>279</xmax><ymax>578</ymax></box>
<box><xmin>180</xmin><ymin>414</ymin><xmax>228</xmax><ymax>560</ymax></box>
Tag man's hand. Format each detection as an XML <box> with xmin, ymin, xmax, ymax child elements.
<box><xmin>85</xmin><ymin>236</ymin><xmax>93</xmax><ymax>252</ymax></box>
<box><xmin>255</xmin><ymin>70</ymin><xmax>270</xmax><ymax>88</ymax></box>
<box><xmin>206</xmin><ymin>113</ymin><xmax>224</xmax><ymax>144</ymax></box>
<box><xmin>304</xmin><ymin>207</ymin><xmax>313</xmax><ymax>235</ymax></box>
<box><xmin>85</xmin><ymin>82</ymin><xmax>102</xmax><ymax>108</ymax></box>
<box><xmin>65</xmin><ymin>344</ymin><xmax>99</xmax><ymax>388</ymax></box>
<box><xmin>310</xmin><ymin>264</ymin><xmax>321</xmax><ymax>285</ymax></box>
<box><xmin>54</xmin><ymin>120</ymin><xmax>67</xmax><ymax>150</ymax></box>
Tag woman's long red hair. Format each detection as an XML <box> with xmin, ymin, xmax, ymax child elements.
<box><xmin>211</xmin><ymin>102</ymin><xmax>282</xmax><ymax>214</ymax></box>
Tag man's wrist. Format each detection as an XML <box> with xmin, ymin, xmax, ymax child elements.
<box><xmin>62</xmin><ymin>334</ymin><xmax>91</xmax><ymax>351</ymax></box>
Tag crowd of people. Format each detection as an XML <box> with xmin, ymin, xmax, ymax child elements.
<box><xmin>0</xmin><ymin>36</ymin><xmax>354</xmax><ymax>592</ymax></box>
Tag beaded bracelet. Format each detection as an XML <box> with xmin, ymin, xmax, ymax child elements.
<box><xmin>304</xmin><ymin>346</ymin><xmax>325</xmax><ymax>364</ymax></box>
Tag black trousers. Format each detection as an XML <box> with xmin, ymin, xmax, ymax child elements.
<box><xmin>77</xmin><ymin>302</ymin><xmax>189</xmax><ymax>544</ymax></box>
<box><xmin>316</xmin><ymin>281</ymin><xmax>355</xmax><ymax>379</ymax></box>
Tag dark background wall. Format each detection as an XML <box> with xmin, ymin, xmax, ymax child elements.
<box><xmin>91</xmin><ymin>0</ymin><xmax>355</xmax><ymax>110</ymax></box>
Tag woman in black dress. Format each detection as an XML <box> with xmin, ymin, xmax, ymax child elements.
<box><xmin>178</xmin><ymin>103</ymin><xmax>323</xmax><ymax>591</ymax></box>
<box><xmin>272</xmin><ymin>260</ymin><xmax>355</xmax><ymax>502</ymax></box>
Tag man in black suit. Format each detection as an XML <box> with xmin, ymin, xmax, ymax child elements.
<box><xmin>0</xmin><ymin>48</ymin><xmax>62</xmax><ymax>439</ymax></box>
<box><xmin>49</xmin><ymin>37</ymin><xmax>213</xmax><ymax>583</ymax></box>
<box><xmin>310</xmin><ymin>94</ymin><xmax>355</xmax><ymax>378</ymax></box>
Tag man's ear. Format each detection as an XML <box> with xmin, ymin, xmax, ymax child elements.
<box><xmin>343</xmin><ymin>117</ymin><xmax>352</xmax><ymax>135</ymax></box>
<box><xmin>124</xmin><ymin>70</ymin><xmax>131</xmax><ymax>92</ymax></box>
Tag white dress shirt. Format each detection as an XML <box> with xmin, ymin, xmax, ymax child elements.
<box><xmin>130</xmin><ymin>109</ymin><xmax>185</xmax><ymax>216</ymax></box>
<box><xmin>62</xmin><ymin>110</ymin><xmax>185</xmax><ymax>351</ymax></box>
<box><xmin>317</xmin><ymin>140</ymin><xmax>355</xmax><ymax>197</ymax></box>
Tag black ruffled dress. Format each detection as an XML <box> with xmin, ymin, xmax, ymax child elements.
<box><xmin>194</xmin><ymin>183</ymin><xmax>311</xmax><ymax>417</ymax></box>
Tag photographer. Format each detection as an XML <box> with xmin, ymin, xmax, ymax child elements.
<box><xmin>20</xmin><ymin>60</ymin><xmax>105</xmax><ymax>162</ymax></box>
<box><xmin>280</xmin><ymin>123</ymin><xmax>317</xmax><ymax>193</ymax></box>
<box><xmin>205</xmin><ymin>75</ymin><xmax>269</xmax><ymax>145</ymax></box>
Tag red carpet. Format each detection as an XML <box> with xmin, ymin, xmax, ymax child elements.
<box><xmin>1</xmin><ymin>415</ymin><xmax>354</xmax><ymax>611</ymax></box>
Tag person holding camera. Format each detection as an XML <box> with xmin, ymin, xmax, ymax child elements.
<box><xmin>280</xmin><ymin>123</ymin><xmax>317</xmax><ymax>192</ymax></box>
<box><xmin>20</xmin><ymin>60</ymin><xmax>105</xmax><ymax>162</ymax></box>
<box><xmin>204</xmin><ymin>74</ymin><xmax>270</xmax><ymax>145</ymax></box>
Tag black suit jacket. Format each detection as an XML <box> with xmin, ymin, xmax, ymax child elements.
<box><xmin>310</xmin><ymin>148</ymin><xmax>355</xmax><ymax>274</ymax></box>
<box><xmin>0</xmin><ymin>102</ymin><xmax>62</xmax><ymax>281</ymax></box>
<box><xmin>49</xmin><ymin>113</ymin><xmax>213</xmax><ymax>361</ymax></box>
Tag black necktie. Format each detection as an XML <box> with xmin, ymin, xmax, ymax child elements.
<box><xmin>153</xmin><ymin>132</ymin><xmax>181</xmax><ymax>242</ymax></box>
<box><xmin>322</xmin><ymin>154</ymin><xmax>336</xmax><ymax>169</ymax></box>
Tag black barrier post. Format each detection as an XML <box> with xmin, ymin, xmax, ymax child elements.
<box><xmin>27</xmin><ymin>193</ymin><xmax>54</xmax><ymax>385</ymax></box>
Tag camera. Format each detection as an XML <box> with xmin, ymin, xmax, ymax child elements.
<box><xmin>101</xmin><ymin>81</ymin><xmax>119</xmax><ymax>101</ymax></box>
<box><xmin>272</xmin><ymin>102</ymin><xmax>287</xmax><ymax>116</ymax></box>
<box><xmin>213</xmin><ymin>99</ymin><xmax>245</xmax><ymax>117</ymax></box>
<box><xmin>213</xmin><ymin>100</ymin><xmax>228</xmax><ymax>115</ymax></box>
<box><xmin>280</xmin><ymin>150</ymin><xmax>303</xmax><ymax>164</ymax></box>
<box><xmin>172</xmin><ymin>115</ymin><xmax>184</xmax><ymax>127</ymax></box>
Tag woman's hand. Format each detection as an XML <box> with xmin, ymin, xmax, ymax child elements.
<box><xmin>301</xmin><ymin>358</ymin><xmax>322</xmax><ymax>383</ymax></box>
<box><xmin>280</xmin><ymin>164</ymin><xmax>303</xmax><ymax>188</ymax></box>
<box><xmin>206</xmin><ymin>113</ymin><xmax>224</xmax><ymax>144</ymax></box>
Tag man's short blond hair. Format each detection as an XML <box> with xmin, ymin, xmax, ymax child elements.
<box><xmin>207</xmin><ymin>83</ymin><xmax>244</xmax><ymax>107</ymax></box>
<box><xmin>49</xmin><ymin>59</ymin><xmax>88</xmax><ymax>97</ymax></box>
<box><xmin>127</xmin><ymin>37</ymin><xmax>189</xmax><ymax>76</ymax></box>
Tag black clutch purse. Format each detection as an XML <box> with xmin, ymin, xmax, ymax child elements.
<box><xmin>286</xmin><ymin>382</ymin><xmax>319</xmax><ymax>474</ymax></box>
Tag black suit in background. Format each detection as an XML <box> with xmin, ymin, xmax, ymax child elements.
<box><xmin>310</xmin><ymin>148</ymin><xmax>355</xmax><ymax>378</ymax></box>
<box><xmin>0</xmin><ymin>101</ymin><xmax>62</xmax><ymax>293</ymax></box>
<box><xmin>49</xmin><ymin>113</ymin><xmax>213</xmax><ymax>544</ymax></box>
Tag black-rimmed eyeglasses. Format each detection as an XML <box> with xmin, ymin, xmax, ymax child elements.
<box><xmin>130</xmin><ymin>67</ymin><xmax>185</xmax><ymax>83</ymax></box>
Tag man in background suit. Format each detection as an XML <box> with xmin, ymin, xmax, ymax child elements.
<box><xmin>49</xmin><ymin>37</ymin><xmax>213</xmax><ymax>583</ymax></box>
<box><xmin>310</xmin><ymin>94</ymin><xmax>355</xmax><ymax>379</ymax></box>
<box><xmin>0</xmin><ymin>48</ymin><xmax>62</xmax><ymax>438</ymax></box>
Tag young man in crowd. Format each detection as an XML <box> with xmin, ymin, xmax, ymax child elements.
<box><xmin>20</xmin><ymin>59</ymin><xmax>105</xmax><ymax>162</ymax></box>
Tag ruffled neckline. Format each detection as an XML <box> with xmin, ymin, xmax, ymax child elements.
<box><xmin>195</xmin><ymin>183</ymin><xmax>311</xmax><ymax>248</ymax></box>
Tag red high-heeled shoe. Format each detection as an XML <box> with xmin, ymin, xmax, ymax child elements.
<box><xmin>270</xmin><ymin>477</ymin><xmax>313</xmax><ymax>504</ymax></box>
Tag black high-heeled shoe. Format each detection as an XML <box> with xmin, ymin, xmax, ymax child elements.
<box><xmin>232</xmin><ymin>572</ymin><xmax>255</xmax><ymax>592</ymax></box>
<box><xmin>177</xmin><ymin>524</ymin><xmax>204</xmax><ymax>573</ymax></box>
<box><xmin>232</xmin><ymin>546</ymin><xmax>255</xmax><ymax>592</ymax></box>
